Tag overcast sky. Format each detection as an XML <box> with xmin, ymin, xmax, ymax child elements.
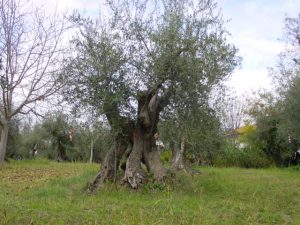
<box><xmin>37</xmin><ymin>0</ymin><xmax>300</xmax><ymax>95</ymax></box>
<box><xmin>217</xmin><ymin>0</ymin><xmax>300</xmax><ymax>94</ymax></box>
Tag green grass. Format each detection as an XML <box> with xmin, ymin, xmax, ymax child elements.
<box><xmin>0</xmin><ymin>159</ymin><xmax>300</xmax><ymax>225</ymax></box>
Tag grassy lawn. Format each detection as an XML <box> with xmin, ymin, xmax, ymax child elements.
<box><xmin>0</xmin><ymin>159</ymin><xmax>300</xmax><ymax>225</ymax></box>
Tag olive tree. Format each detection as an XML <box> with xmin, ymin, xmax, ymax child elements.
<box><xmin>160</xmin><ymin>102</ymin><xmax>223</xmax><ymax>169</ymax></box>
<box><xmin>63</xmin><ymin>0</ymin><xmax>239</xmax><ymax>190</ymax></box>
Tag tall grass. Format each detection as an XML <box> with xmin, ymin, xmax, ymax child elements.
<box><xmin>1</xmin><ymin>159</ymin><xmax>300</xmax><ymax>224</ymax></box>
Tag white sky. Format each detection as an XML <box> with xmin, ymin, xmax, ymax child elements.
<box><xmin>35</xmin><ymin>0</ymin><xmax>300</xmax><ymax>95</ymax></box>
<box><xmin>217</xmin><ymin>0</ymin><xmax>300</xmax><ymax>94</ymax></box>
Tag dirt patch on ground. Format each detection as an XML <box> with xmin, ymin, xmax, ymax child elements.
<box><xmin>0</xmin><ymin>165</ymin><xmax>77</xmax><ymax>186</ymax></box>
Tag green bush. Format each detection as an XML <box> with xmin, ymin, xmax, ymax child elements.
<box><xmin>213</xmin><ymin>144</ymin><xmax>272</xmax><ymax>168</ymax></box>
<box><xmin>160</xmin><ymin>149</ymin><xmax>172</xmax><ymax>163</ymax></box>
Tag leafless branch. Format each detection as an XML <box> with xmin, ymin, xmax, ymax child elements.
<box><xmin>0</xmin><ymin>0</ymin><xmax>70</xmax><ymax>123</ymax></box>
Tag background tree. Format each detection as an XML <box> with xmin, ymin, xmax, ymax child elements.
<box><xmin>159</xmin><ymin>80</ymin><xmax>225</xmax><ymax>169</ymax></box>
<box><xmin>275</xmin><ymin>14</ymin><xmax>300</xmax><ymax>147</ymax></box>
<box><xmin>67</xmin><ymin>117</ymin><xmax>113</xmax><ymax>163</ymax></box>
<box><xmin>41</xmin><ymin>112</ymin><xmax>74</xmax><ymax>161</ymax></box>
<box><xmin>5</xmin><ymin>112</ymin><xmax>112</xmax><ymax>162</ymax></box>
<box><xmin>63</xmin><ymin>0</ymin><xmax>239</xmax><ymax>189</ymax></box>
<box><xmin>160</xmin><ymin>104</ymin><xmax>223</xmax><ymax>168</ymax></box>
<box><xmin>220</xmin><ymin>94</ymin><xmax>247</xmax><ymax>132</ymax></box>
<box><xmin>229</xmin><ymin>14</ymin><xmax>300</xmax><ymax>167</ymax></box>
<box><xmin>246</xmin><ymin>92</ymin><xmax>288</xmax><ymax>165</ymax></box>
<box><xmin>18</xmin><ymin>122</ymin><xmax>47</xmax><ymax>159</ymax></box>
<box><xmin>262</xmin><ymin>13</ymin><xmax>300</xmax><ymax>164</ymax></box>
<box><xmin>0</xmin><ymin>0</ymin><xmax>69</xmax><ymax>163</ymax></box>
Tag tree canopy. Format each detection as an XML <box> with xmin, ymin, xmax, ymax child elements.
<box><xmin>63</xmin><ymin>0</ymin><xmax>239</xmax><ymax>120</ymax></box>
<box><xmin>62</xmin><ymin>0</ymin><xmax>240</xmax><ymax>189</ymax></box>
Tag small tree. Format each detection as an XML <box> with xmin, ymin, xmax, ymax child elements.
<box><xmin>160</xmin><ymin>104</ymin><xmax>223</xmax><ymax>168</ymax></box>
<box><xmin>0</xmin><ymin>0</ymin><xmax>69</xmax><ymax>163</ymax></box>
<box><xmin>41</xmin><ymin>112</ymin><xmax>74</xmax><ymax>161</ymax></box>
<box><xmin>246</xmin><ymin>92</ymin><xmax>290</xmax><ymax>165</ymax></box>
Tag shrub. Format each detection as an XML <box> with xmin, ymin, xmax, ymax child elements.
<box><xmin>213</xmin><ymin>144</ymin><xmax>272</xmax><ymax>168</ymax></box>
<box><xmin>160</xmin><ymin>149</ymin><xmax>172</xmax><ymax>163</ymax></box>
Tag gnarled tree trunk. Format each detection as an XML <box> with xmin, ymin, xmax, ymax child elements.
<box><xmin>87</xmin><ymin>114</ymin><xmax>135</xmax><ymax>191</ymax></box>
<box><xmin>87</xmin><ymin>88</ymin><xmax>173</xmax><ymax>192</ymax></box>
<box><xmin>88</xmin><ymin>136</ymin><xmax>131</xmax><ymax>191</ymax></box>
<box><xmin>122</xmin><ymin>125</ymin><xmax>148</xmax><ymax>188</ymax></box>
<box><xmin>143</xmin><ymin>143</ymin><xmax>168</xmax><ymax>182</ymax></box>
<box><xmin>88</xmin><ymin>91</ymin><xmax>170</xmax><ymax>191</ymax></box>
<box><xmin>122</xmin><ymin>91</ymin><xmax>168</xmax><ymax>188</ymax></box>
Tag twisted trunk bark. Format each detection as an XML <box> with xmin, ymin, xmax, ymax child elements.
<box><xmin>122</xmin><ymin>92</ymin><xmax>168</xmax><ymax>188</ymax></box>
<box><xmin>88</xmin><ymin>137</ymin><xmax>130</xmax><ymax>191</ymax></box>
<box><xmin>88</xmin><ymin>92</ymin><xmax>169</xmax><ymax>191</ymax></box>
<box><xmin>122</xmin><ymin>125</ymin><xmax>148</xmax><ymax>188</ymax></box>
<box><xmin>87</xmin><ymin>116</ymin><xmax>135</xmax><ymax>191</ymax></box>
<box><xmin>143</xmin><ymin>145</ymin><xmax>168</xmax><ymax>182</ymax></box>
<box><xmin>122</xmin><ymin>122</ymin><xmax>168</xmax><ymax>188</ymax></box>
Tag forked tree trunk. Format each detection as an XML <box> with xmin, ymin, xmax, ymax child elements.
<box><xmin>0</xmin><ymin>123</ymin><xmax>9</xmax><ymax>163</ymax></box>
<box><xmin>88</xmin><ymin>92</ymin><xmax>169</xmax><ymax>191</ymax></box>
<box><xmin>122</xmin><ymin>122</ymin><xmax>168</xmax><ymax>188</ymax></box>
<box><xmin>122</xmin><ymin>92</ymin><xmax>168</xmax><ymax>188</ymax></box>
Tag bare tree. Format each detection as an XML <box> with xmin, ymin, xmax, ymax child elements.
<box><xmin>220</xmin><ymin>93</ymin><xmax>247</xmax><ymax>134</ymax></box>
<box><xmin>0</xmin><ymin>0</ymin><xmax>69</xmax><ymax>163</ymax></box>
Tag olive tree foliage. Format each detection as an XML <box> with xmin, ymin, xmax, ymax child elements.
<box><xmin>268</xmin><ymin>14</ymin><xmax>299</xmax><ymax>149</ymax></box>
<box><xmin>40</xmin><ymin>112</ymin><xmax>111</xmax><ymax>162</ymax></box>
<box><xmin>5</xmin><ymin>111</ymin><xmax>112</xmax><ymax>161</ymax></box>
<box><xmin>40</xmin><ymin>112</ymin><xmax>75</xmax><ymax>161</ymax></box>
<box><xmin>17</xmin><ymin>120</ymin><xmax>51</xmax><ymax>159</ymax></box>
<box><xmin>62</xmin><ymin>0</ymin><xmax>239</xmax><ymax>189</ymax></box>
<box><xmin>159</xmin><ymin>103</ymin><xmax>223</xmax><ymax>167</ymax></box>
<box><xmin>0</xmin><ymin>0</ymin><xmax>70</xmax><ymax>163</ymax></box>
<box><xmin>159</xmin><ymin>78</ymin><xmax>228</xmax><ymax>169</ymax></box>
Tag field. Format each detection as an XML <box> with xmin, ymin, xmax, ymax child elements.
<box><xmin>0</xmin><ymin>159</ymin><xmax>300</xmax><ymax>225</ymax></box>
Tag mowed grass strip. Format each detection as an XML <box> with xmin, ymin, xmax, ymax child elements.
<box><xmin>0</xmin><ymin>159</ymin><xmax>300</xmax><ymax>225</ymax></box>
